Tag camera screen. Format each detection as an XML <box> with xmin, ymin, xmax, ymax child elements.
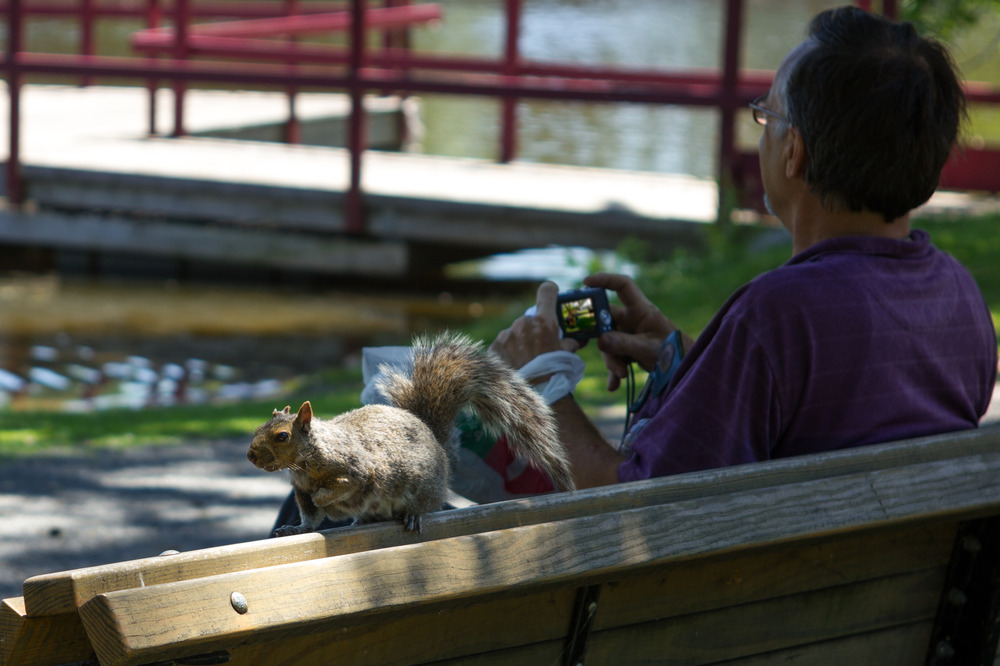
<box><xmin>560</xmin><ymin>297</ymin><xmax>598</xmax><ymax>335</ymax></box>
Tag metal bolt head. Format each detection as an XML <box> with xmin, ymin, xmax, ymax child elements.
<box><xmin>936</xmin><ymin>640</ymin><xmax>955</xmax><ymax>658</ymax></box>
<box><xmin>230</xmin><ymin>591</ymin><xmax>248</xmax><ymax>615</ymax></box>
<box><xmin>963</xmin><ymin>536</ymin><xmax>982</xmax><ymax>554</ymax></box>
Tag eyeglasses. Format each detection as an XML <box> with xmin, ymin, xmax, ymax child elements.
<box><xmin>749</xmin><ymin>95</ymin><xmax>789</xmax><ymax>126</ymax></box>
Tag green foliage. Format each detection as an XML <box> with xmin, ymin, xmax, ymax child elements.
<box><xmin>904</xmin><ymin>0</ymin><xmax>1000</xmax><ymax>37</ymax></box>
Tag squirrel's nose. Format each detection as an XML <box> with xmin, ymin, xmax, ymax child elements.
<box><xmin>247</xmin><ymin>450</ymin><xmax>257</xmax><ymax>464</ymax></box>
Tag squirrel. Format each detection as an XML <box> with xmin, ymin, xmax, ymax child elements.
<box><xmin>247</xmin><ymin>332</ymin><xmax>575</xmax><ymax>535</ymax></box>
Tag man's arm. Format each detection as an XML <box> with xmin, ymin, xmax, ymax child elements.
<box><xmin>550</xmin><ymin>395</ymin><xmax>626</xmax><ymax>488</ymax></box>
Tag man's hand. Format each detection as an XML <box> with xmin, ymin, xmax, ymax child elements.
<box><xmin>490</xmin><ymin>281</ymin><xmax>580</xmax><ymax>370</ymax></box>
<box><xmin>584</xmin><ymin>272</ymin><xmax>693</xmax><ymax>391</ymax></box>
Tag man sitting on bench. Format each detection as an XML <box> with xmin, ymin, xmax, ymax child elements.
<box><xmin>491</xmin><ymin>6</ymin><xmax>997</xmax><ymax>489</ymax></box>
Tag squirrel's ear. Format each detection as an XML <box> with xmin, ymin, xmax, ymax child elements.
<box><xmin>282</xmin><ymin>405</ymin><xmax>291</xmax><ymax>414</ymax></box>
<box><xmin>296</xmin><ymin>401</ymin><xmax>313</xmax><ymax>431</ymax></box>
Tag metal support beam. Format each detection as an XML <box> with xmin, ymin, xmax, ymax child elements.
<box><xmin>563</xmin><ymin>584</ymin><xmax>602</xmax><ymax>666</ymax></box>
<box><xmin>927</xmin><ymin>516</ymin><xmax>1000</xmax><ymax>665</ymax></box>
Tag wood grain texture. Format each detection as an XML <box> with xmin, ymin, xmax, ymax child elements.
<box><xmin>221</xmin><ymin>588</ymin><xmax>577</xmax><ymax>665</ymax></box>
<box><xmin>595</xmin><ymin>522</ymin><xmax>955</xmax><ymax>629</ymax></box>
<box><xmin>714</xmin><ymin>622</ymin><xmax>934</xmax><ymax>666</ymax></box>
<box><xmin>77</xmin><ymin>451</ymin><xmax>1000</xmax><ymax>666</ymax></box>
<box><xmin>23</xmin><ymin>424</ymin><xmax>1000</xmax><ymax>618</ymax></box>
<box><xmin>585</xmin><ymin>569</ymin><xmax>944</xmax><ymax>664</ymax></box>
<box><xmin>0</xmin><ymin>597</ymin><xmax>93</xmax><ymax>666</ymax></box>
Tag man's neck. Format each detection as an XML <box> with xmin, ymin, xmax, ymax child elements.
<box><xmin>785</xmin><ymin>201</ymin><xmax>911</xmax><ymax>255</ymax></box>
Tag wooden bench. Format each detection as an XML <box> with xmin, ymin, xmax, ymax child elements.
<box><xmin>3</xmin><ymin>424</ymin><xmax>1000</xmax><ymax>666</ymax></box>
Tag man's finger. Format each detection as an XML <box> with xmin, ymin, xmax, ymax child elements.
<box><xmin>607</xmin><ymin>369</ymin><xmax>621</xmax><ymax>392</ymax></box>
<box><xmin>536</xmin><ymin>281</ymin><xmax>559</xmax><ymax>322</ymax></box>
<box><xmin>585</xmin><ymin>272</ymin><xmax>652</xmax><ymax>309</ymax></box>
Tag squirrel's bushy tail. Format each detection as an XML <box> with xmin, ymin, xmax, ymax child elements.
<box><xmin>376</xmin><ymin>332</ymin><xmax>576</xmax><ymax>492</ymax></box>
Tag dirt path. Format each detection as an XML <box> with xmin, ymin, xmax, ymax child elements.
<box><xmin>0</xmin><ymin>437</ymin><xmax>290</xmax><ymax>601</ymax></box>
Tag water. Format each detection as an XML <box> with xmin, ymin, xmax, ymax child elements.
<box><xmin>413</xmin><ymin>0</ymin><xmax>843</xmax><ymax>176</ymax></box>
<box><xmin>0</xmin><ymin>274</ymin><xmax>512</xmax><ymax>411</ymax></box>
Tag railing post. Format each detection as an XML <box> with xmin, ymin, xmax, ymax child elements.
<box><xmin>717</xmin><ymin>0</ymin><xmax>744</xmax><ymax>227</ymax></box>
<box><xmin>6</xmin><ymin>0</ymin><xmax>23</xmax><ymax>205</ymax></box>
<box><xmin>380</xmin><ymin>0</ymin><xmax>411</xmax><ymax>96</ymax></box>
<box><xmin>284</xmin><ymin>0</ymin><xmax>301</xmax><ymax>144</ymax></box>
<box><xmin>346</xmin><ymin>0</ymin><xmax>367</xmax><ymax>234</ymax></box>
<box><xmin>172</xmin><ymin>0</ymin><xmax>190</xmax><ymax>137</ymax></box>
<box><xmin>146</xmin><ymin>0</ymin><xmax>162</xmax><ymax>135</ymax></box>
<box><xmin>80</xmin><ymin>0</ymin><xmax>95</xmax><ymax>86</ymax></box>
<box><xmin>500</xmin><ymin>0</ymin><xmax>520</xmax><ymax>164</ymax></box>
<box><xmin>382</xmin><ymin>0</ymin><xmax>411</xmax><ymax>51</ymax></box>
<box><xmin>855</xmin><ymin>1</ymin><xmax>898</xmax><ymax>18</ymax></box>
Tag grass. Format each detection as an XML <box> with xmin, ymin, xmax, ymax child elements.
<box><xmin>3</xmin><ymin>212</ymin><xmax>1000</xmax><ymax>456</ymax></box>
<box><xmin>0</xmin><ymin>370</ymin><xmax>366</xmax><ymax>457</ymax></box>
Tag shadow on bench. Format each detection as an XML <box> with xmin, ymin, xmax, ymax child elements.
<box><xmin>3</xmin><ymin>425</ymin><xmax>1000</xmax><ymax>665</ymax></box>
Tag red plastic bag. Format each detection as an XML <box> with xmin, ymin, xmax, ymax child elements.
<box><xmin>483</xmin><ymin>434</ymin><xmax>555</xmax><ymax>495</ymax></box>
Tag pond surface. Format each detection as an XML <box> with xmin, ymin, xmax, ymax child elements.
<box><xmin>0</xmin><ymin>274</ymin><xmax>514</xmax><ymax>411</ymax></box>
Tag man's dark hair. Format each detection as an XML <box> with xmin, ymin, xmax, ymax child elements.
<box><xmin>784</xmin><ymin>6</ymin><xmax>966</xmax><ymax>221</ymax></box>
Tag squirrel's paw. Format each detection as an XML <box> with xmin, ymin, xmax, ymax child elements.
<box><xmin>402</xmin><ymin>514</ymin><xmax>422</xmax><ymax>533</ymax></box>
<box><xmin>272</xmin><ymin>523</ymin><xmax>313</xmax><ymax>538</ymax></box>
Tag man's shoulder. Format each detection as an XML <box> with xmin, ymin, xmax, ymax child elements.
<box><xmin>737</xmin><ymin>233</ymin><xmax>961</xmax><ymax>307</ymax></box>
<box><xmin>735</xmin><ymin>259</ymin><xmax>843</xmax><ymax>309</ymax></box>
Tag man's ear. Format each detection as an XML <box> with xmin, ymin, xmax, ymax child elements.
<box><xmin>296</xmin><ymin>401</ymin><xmax>313</xmax><ymax>433</ymax></box>
<box><xmin>784</xmin><ymin>126</ymin><xmax>808</xmax><ymax>179</ymax></box>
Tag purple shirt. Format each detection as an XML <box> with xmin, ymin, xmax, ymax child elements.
<box><xmin>618</xmin><ymin>230</ymin><xmax>997</xmax><ymax>481</ymax></box>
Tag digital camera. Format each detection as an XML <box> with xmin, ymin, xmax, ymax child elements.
<box><xmin>556</xmin><ymin>287</ymin><xmax>615</xmax><ymax>341</ymax></box>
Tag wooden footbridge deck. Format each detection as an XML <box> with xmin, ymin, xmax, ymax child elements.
<box><xmin>0</xmin><ymin>83</ymin><xmax>718</xmax><ymax>281</ymax></box>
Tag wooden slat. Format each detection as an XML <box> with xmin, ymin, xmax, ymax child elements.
<box><xmin>222</xmin><ymin>588</ymin><xmax>577</xmax><ymax>666</ymax></box>
<box><xmin>228</xmin><ymin>640</ymin><xmax>568</xmax><ymax>666</ymax></box>
<box><xmin>0</xmin><ymin>597</ymin><xmax>93</xmax><ymax>666</ymax></box>
<box><xmin>22</xmin><ymin>536</ymin><xmax>335</xmax><ymax>618</ymax></box>
<box><xmin>23</xmin><ymin>424</ymin><xmax>1000</xmax><ymax>618</ymax></box>
<box><xmin>585</xmin><ymin>569</ymin><xmax>944</xmax><ymax>664</ymax></box>
<box><xmin>716</xmin><ymin>622</ymin><xmax>934</xmax><ymax>666</ymax></box>
<box><xmin>76</xmin><ymin>452</ymin><xmax>1000</xmax><ymax>666</ymax></box>
<box><xmin>428</xmin><ymin>642</ymin><xmax>566</xmax><ymax>666</ymax></box>
<box><xmin>595</xmin><ymin>521</ymin><xmax>956</xmax><ymax>629</ymax></box>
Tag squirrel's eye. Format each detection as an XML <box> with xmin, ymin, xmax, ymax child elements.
<box><xmin>276</xmin><ymin>432</ymin><xmax>289</xmax><ymax>442</ymax></box>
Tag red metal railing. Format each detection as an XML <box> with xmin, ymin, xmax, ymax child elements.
<box><xmin>2</xmin><ymin>0</ymin><xmax>997</xmax><ymax>238</ymax></box>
